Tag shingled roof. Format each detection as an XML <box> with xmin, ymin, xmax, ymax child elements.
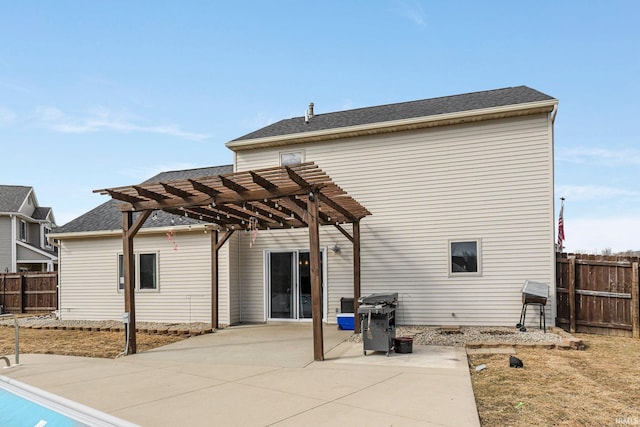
<box><xmin>55</xmin><ymin>165</ymin><xmax>233</xmax><ymax>233</ymax></box>
<box><xmin>0</xmin><ymin>185</ymin><xmax>32</xmax><ymax>212</ymax></box>
<box><xmin>232</xmin><ymin>86</ymin><xmax>555</xmax><ymax>142</ymax></box>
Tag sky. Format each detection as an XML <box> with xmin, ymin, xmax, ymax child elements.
<box><xmin>1</xmin><ymin>1</ymin><xmax>639</xmax><ymax>253</ymax></box>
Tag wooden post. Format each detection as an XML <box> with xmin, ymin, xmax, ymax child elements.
<box><xmin>210</xmin><ymin>229</ymin><xmax>234</xmax><ymax>330</ymax></box>
<box><xmin>122</xmin><ymin>211</ymin><xmax>137</xmax><ymax>354</ymax></box>
<box><xmin>121</xmin><ymin>210</ymin><xmax>151</xmax><ymax>355</ymax></box>
<box><xmin>211</xmin><ymin>230</ymin><xmax>219</xmax><ymax>330</ymax></box>
<box><xmin>632</xmin><ymin>262</ymin><xmax>639</xmax><ymax>339</ymax></box>
<box><xmin>569</xmin><ymin>257</ymin><xmax>576</xmax><ymax>334</ymax></box>
<box><xmin>308</xmin><ymin>189</ymin><xmax>324</xmax><ymax>361</ymax></box>
<box><xmin>19</xmin><ymin>274</ymin><xmax>26</xmax><ymax>314</ymax></box>
<box><xmin>353</xmin><ymin>221</ymin><xmax>361</xmax><ymax>334</ymax></box>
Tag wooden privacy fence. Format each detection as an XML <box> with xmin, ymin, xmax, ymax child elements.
<box><xmin>0</xmin><ymin>272</ymin><xmax>58</xmax><ymax>314</ymax></box>
<box><xmin>556</xmin><ymin>253</ymin><xmax>639</xmax><ymax>338</ymax></box>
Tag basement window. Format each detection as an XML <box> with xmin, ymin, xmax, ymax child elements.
<box><xmin>449</xmin><ymin>239</ymin><xmax>482</xmax><ymax>276</ymax></box>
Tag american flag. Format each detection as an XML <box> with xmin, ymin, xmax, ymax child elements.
<box><xmin>557</xmin><ymin>199</ymin><xmax>565</xmax><ymax>250</ymax></box>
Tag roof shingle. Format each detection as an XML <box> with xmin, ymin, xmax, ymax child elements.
<box><xmin>0</xmin><ymin>185</ymin><xmax>32</xmax><ymax>212</ymax></box>
<box><xmin>232</xmin><ymin>86</ymin><xmax>555</xmax><ymax>142</ymax></box>
<box><xmin>55</xmin><ymin>165</ymin><xmax>233</xmax><ymax>233</ymax></box>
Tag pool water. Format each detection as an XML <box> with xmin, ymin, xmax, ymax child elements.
<box><xmin>0</xmin><ymin>375</ymin><xmax>137</xmax><ymax>427</ymax></box>
<box><xmin>0</xmin><ymin>387</ymin><xmax>86</xmax><ymax>426</ymax></box>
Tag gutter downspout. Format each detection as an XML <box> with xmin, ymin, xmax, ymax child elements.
<box><xmin>550</xmin><ymin>103</ymin><xmax>558</xmax><ymax>124</ymax></box>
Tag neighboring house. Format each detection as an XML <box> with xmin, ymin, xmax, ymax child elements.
<box><xmin>52</xmin><ymin>85</ymin><xmax>559</xmax><ymax>328</ymax></box>
<box><xmin>0</xmin><ymin>185</ymin><xmax>58</xmax><ymax>272</ymax></box>
<box><xmin>51</xmin><ymin>166</ymin><xmax>232</xmax><ymax>322</ymax></box>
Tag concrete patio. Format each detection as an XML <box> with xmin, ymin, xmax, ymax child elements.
<box><xmin>2</xmin><ymin>323</ymin><xmax>480</xmax><ymax>426</ymax></box>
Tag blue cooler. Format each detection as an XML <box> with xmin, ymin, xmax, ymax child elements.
<box><xmin>336</xmin><ymin>313</ymin><xmax>354</xmax><ymax>330</ymax></box>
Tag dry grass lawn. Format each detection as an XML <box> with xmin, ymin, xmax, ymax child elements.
<box><xmin>0</xmin><ymin>326</ymin><xmax>187</xmax><ymax>359</ymax></box>
<box><xmin>469</xmin><ymin>333</ymin><xmax>640</xmax><ymax>426</ymax></box>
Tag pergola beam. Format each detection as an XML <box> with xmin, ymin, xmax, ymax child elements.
<box><xmin>161</xmin><ymin>182</ymin><xmax>193</xmax><ymax>199</ymax></box>
<box><xmin>189</xmin><ymin>178</ymin><xmax>220</xmax><ymax>197</ymax></box>
<box><xmin>286</xmin><ymin>166</ymin><xmax>311</xmax><ymax>188</ymax></box>
<box><xmin>108</xmin><ymin>190</ymin><xmax>144</xmax><ymax>205</ymax></box>
<box><xmin>334</xmin><ymin>223</ymin><xmax>354</xmax><ymax>242</ymax></box>
<box><xmin>114</xmin><ymin>185</ymin><xmax>314</xmax><ymax>213</ymax></box>
<box><xmin>250</xmin><ymin>171</ymin><xmax>277</xmax><ymax>190</ymax></box>
<box><xmin>317</xmin><ymin>192</ymin><xmax>357</xmax><ymax>222</ymax></box>
<box><xmin>219</xmin><ymin>175</ymin><xmax>249</xmax><ymax>193</ymax></box>
<box><xmin>133</xmin><ymin>185</ymin><xmax>169</xmax><ymax>201</ymax></box>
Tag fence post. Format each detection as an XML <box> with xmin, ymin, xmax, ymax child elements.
<box><xmin>19</xmin><ymin>274</ymin><xmax>26</xmax><ymax>314</ymax></box>
<box><xmin>632</xmin><ymin>262</ymin><xmax>639</xmax><ymax>339</ymax></box>
<box><xmin>569</xmin><ymin>257</ymin><xmax>576</xmax><ymax>334</ymax></box>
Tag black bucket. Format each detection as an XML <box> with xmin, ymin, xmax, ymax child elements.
<box><xmin>393</xmin><ymin>337</ymin><xmax>413</xmax><ymax>354</ymax></box>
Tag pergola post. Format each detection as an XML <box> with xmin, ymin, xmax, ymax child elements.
<box><xmin>122</xmin><ymin>211</ymin><xmax>136</xmax><ymax>354</ymax></box>
<box><xmin>308</xmin><ymin>189</ymin><xmax>324</xmax><ymax>361</ymax></box>
<box><xmin>211</xmin><ymin>228</ymin><xmax>235</xmax><ymax>330</ymax></box>
<box><xmin>211</xmin><ymin>229</ymin><xmax>219</xmax><ymax>330</ymax></box>
<box><xmin>353</xmin><ymin>220</ymin><xmax>361</xmax><ymax>334</ymax></box>
<box><xmin>121</xmin><ymin>210</ymin><xmax>151</xmax><ymax>355</ymax></box>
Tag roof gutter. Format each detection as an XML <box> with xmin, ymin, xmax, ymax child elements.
<box><xmin>0</xmin><ymin>211</ymin><xmax>53</xmax><ymax>224</ymax></box>
<box><xmin>49</xmin><ymin>223</ymin><xmax>208</xmax><ymax>240</ymax></box>
<box><xmin>227</xmin><ymin>99</ymin><xmax>558</xmax><ymax>151</ymax></box>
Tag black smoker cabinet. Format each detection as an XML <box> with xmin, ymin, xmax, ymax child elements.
<box><xmin>357</xmin><ymin>293</ymin><xmax>398</xmax><ymax>356</ymax></box>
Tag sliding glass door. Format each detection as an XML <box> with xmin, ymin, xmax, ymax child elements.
<box><xmin>267</xmin><ymin>250</ymin><xmax>324</xmax><ymax>320</ymax></box>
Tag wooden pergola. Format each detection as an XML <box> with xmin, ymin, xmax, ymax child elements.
<box><xmin>95</xmin><ymin>162</ymin><xmax>371</xmax><ymax>361</ymax></box>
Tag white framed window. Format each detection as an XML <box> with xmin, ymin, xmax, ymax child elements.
<box><xmin>280</xmin><ymin>150</ymin><xmax>303</xmax><ymax>166</ymax></box>
<box><xmin>139</xmin><ymin>253</ymin><xmax>158</xmax><ymax>290</ymax></box>
<box><xmin>43</xmin><ymin>226</ymin><xmax>52</xmax><ymax>248</ymax></box>
<box><xmin>117</xmin><ymin>254</ymin><xmax>126</xmax><ymax>291</ymax></box>
<box><xmin>19</xmin><ymin>220</ymin><xmax>27</xmax><ymax>241</ymax></box>
<box><xmin>117</xmin><ymin>252</ymin><xmax>158</xmax><ymax>291</ymax></box>
<box><xmin>448</xmin><ymin>239</ymin><xmax>482</xmax><ymax>276</ymax></box>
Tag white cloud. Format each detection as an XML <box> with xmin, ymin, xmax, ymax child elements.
<box><xmin>556</xmin><ymin>146</ymin><xmax>640</xmax><ymax>166</ymax></box>
<box><xmin>0</xmin><ymin>106</ymin><xmax>16</xmax><ymax>124</ymax></box>
<box><xmin>33</xmin><ymin>105</ymin><xmax>209</xmax><ymax>141</ymax></box>
<box><xmin>563</xmin><ymin>216</ymin><xmax>640</xmax><ymax>253</ymax></box>
<box><xmin>395</xmin><ymin>0</ymin><xmax>426</xmax><ymax>27</ymax></box>
<box><xmin>556</xmin><ymin>184</ymin><xmax>640</xmax><ymax>202</ymax></box>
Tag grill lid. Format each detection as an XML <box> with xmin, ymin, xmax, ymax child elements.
<box><xmin>357</xmin><ymin>292</ymin><xmax>398</xmax><ymax>306</ymax></box>
<box><xmin>521</xmin><ymin>280</ymin><xmax>549</xmax><ymax>299</ymax></box>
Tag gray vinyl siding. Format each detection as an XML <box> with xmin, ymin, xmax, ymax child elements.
<box><xmin>58</xmin><ymin>229</ymin><xmax>231</xmax><ymax>324</ymax></box>
<box><xmin>233</xmin><ymin>114</ymin><xmax>555</xmax><ymax>326</ymax></box>
<box><xmin>17</xmin><ymin>245</ymin><xmax>49</xmax><ymax>261</ymax></box>
<box><xmin>0</xmin><ymin>217</ymin><xmax>11</xmax><ymax>271</ymax></box>
<box><xmin>27</xmin><ymin>222</ymin><xmax>40</xmax><ymax>247</ymax></box>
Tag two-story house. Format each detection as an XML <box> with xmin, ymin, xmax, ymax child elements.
<box><xmin>51</xmin><ymin>85</ymin><xmax>558</xmax><ymax>328</ymax></box>
<box><xmin>0</xmin><ymin>185</ymin><xmax>58</xmax><ymax>272</ymax></box>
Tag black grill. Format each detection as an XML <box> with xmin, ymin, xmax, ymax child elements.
<box><xmin>357</xmin><ymin>293</ymin><xmax>398</xmax><ymax>356</ymax></box>
<box><xmin>516</xmin><ymin>280</ymin><xmax>549</xmax><ymax>332</ymax></box>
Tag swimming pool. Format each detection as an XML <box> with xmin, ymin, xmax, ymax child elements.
<box><xmin>0</xmin><ymin>375</ymin><xmax>138</xmax><ymax>427</ymax></box>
